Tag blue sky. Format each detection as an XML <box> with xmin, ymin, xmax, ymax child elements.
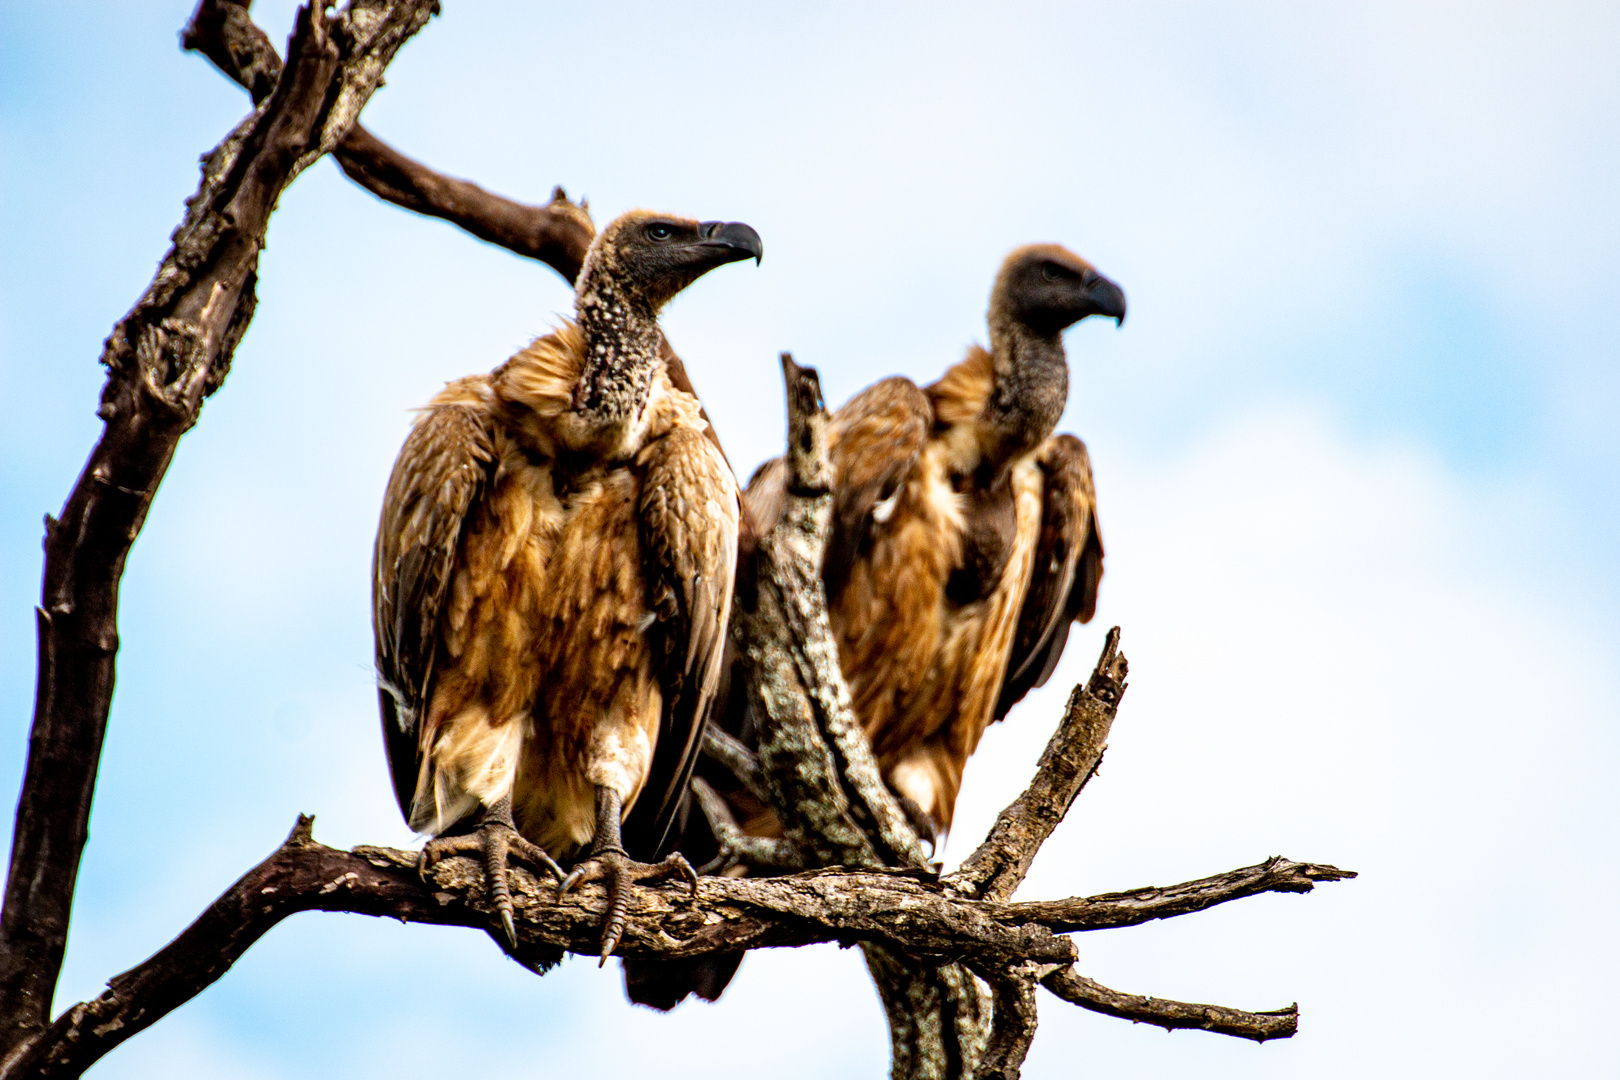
<box><xmin>2</xmin><ymin>3</ymin><xmax>1617</xmax><ymax>1076</ymax></box>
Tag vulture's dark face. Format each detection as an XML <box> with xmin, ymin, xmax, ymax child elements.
<box><xmin>591</xmin><ymin>210</ymin><xmax>763</xmax><ymax>311</ymax></box>
<box><xmin>1003</xmin><ymin>246</ymin><xmax>1126</xmax><ymax>338</ymax></box>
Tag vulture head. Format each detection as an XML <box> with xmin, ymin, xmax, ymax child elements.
<box><xmin>578</xmin><ymin>209</ymin><xmax>764</xmax><ymax>316</ymax></box>
<box><xmin>993</xmin><ymin>244</ymin><xmax>1126</xmax><ymax>339</ymax></box>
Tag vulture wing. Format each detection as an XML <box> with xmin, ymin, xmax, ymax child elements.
<box><xmin>995</xmin><ymin>434</ymin><xmax>1104</xmax><ymax>719</ymax></box>
<box><xmin>622</xmin><ymin>426</ymin><xmax>741</xmax><ymax>858</ymax></box>
<box><xmin>373</xmin><ymin>402</ymin><xmax>497</xmax><ymax>820</ymax></box>
<box><xmin>738</xmin><ymin>376</ymin><xmax>931</xmax><ymax>596</ymax></box>
<box><xmin>821</xmin><ymin>377</ymin><xmax>933</xmax><ymax>599</ymax></box>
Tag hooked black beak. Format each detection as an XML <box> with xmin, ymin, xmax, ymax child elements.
<box><xmin>695</xmin><ymin>220</ymin><xmax>764</xmax><ymax>266</ymax></box>
<box><xmin>1081</xmin><ymin>271</ymin><xmax>1126</xmax><ymax>326</ymax></box>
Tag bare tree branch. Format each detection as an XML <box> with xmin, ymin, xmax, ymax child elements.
<box><xmin>946</xmin><ymin>628</ymin><xmax>1127</xmax><ymax>902</ymax></box>
<box><xmin>999</xmin><ymin>856</ymin><xmax>1356</xmax><ymax>933</ymax></box>
<box><xmin>702</xmin><ymin>727</ymin><xmax>772</xmax><ymax>806</ymax></box>
<box><xmin>182</xmin><ymin>0</ymin><xmax>595</xmax><ymax>283</ymax></box>
<box><xmin>4</xmin><ymin>803</ymin><xmax>1351</xmax><ymax>1080</ymax></box>
<box><xmin>179</xmin><ymin>0</ymin><xmax>739</xmax><ymax>470</ymax></box>
<box><xmin>0</xmin><ymin>1</ymin><xmax>437</xmax><ymax>1059</ymax></box>
<box><xmin>741</xmin><ymin>353</ymin><xmax>929</xmax><ymax>871</ymax></box>
<box><xmin>690</xmin><ymin>777</ymin><xmax>803</xmax><ymax>874</ymax></box>
<box><xmin>1041</xmin><ymin>968</ymin><xmax>1299</xmax><ymax>1043</ymax></box>
<box><xmin>975</xmin><ymin>964</ymin><xmax>1041</xmax><ymax>1080</ymax></box>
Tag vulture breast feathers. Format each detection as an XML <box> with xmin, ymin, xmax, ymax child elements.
<box><xmin>373</xmin><ymin>210</ymin><xmax>761</xmax><ymax>950</ymax></box>
<box><xmin>746</xmin><ymin>244</ymin><xmax>1122</xmax><ymax>838</ymax></box>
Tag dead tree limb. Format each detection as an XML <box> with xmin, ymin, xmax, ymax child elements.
<box><xmin>734</xmin><ymin>355</ymin><xmax>984</xmax><ymax>1077</ymax></box>
<box><xmin>945</xmin><ymin>629</ymin><xmax>1126</xmax><ymax>902</ymax></box>
<box><xmin>974</xmin><ymin>964</ymin><xmax>1041</xmax><ymax>1080</ymax></box>
<box><xmin>0</xmin><ymin>0</ymin><xmax>438</xmax><ymax>1064</ymax></box>
<box><xmin>1041</xmin><ymin>967</ymin><xmax>1299</xmax><ymax>1043</ymax></box>
<box><xmin>182</xmin><ymin>0</ymin><xmax>595</xmax><ymax>284</ymax></box>
<box><xmin>1</xmin><ymin>811</ymin><xmax>1348</xmax><ymax>1080</ymax></box>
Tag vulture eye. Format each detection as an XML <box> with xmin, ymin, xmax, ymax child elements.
<box><xmin>1041</xmin><ymin>263</ymin><xmax>1062</xmax><ymax>282</ymax></box>
<box><xmin>646</xmin><ymin>222</ymin><xmax>675</xmax><ymax>242</ymax></box>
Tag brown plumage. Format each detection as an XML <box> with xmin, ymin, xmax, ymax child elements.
<box><xmin>747</xmin><ymin>243</ymin><xmax>1122</xmax><ymax>837</ymax></box>
<box><xmin>373</xmin><ymin>209</ymin><xmax>761</xmax><ymax>955</ymax></box>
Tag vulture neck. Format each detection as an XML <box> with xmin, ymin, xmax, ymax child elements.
<box><xmin>570</xmin><ymin>275</ymin><xmax>663</xmax><ymax>423</ymax></box>
<box><xmin>982</xmin><ymin>315</ymin><xmax>1069</xmax><ymax>465</ymax></box>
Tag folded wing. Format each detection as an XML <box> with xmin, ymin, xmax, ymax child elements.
<box><xmin>623</xmin><ymin>426</ymin><xmax>741</xmax><ymax>857</ymax></box>
<box><xmin>372</xmin><ymin>401</ymin><xmax>497</xmax><ymax>820</ymax></box>
<box><xmin>995</xmin><ymin>433</ymin><xmax>1103</xmax><ymax>719</ymax></box>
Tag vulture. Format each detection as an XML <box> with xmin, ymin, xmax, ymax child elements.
<box><xmin>625</xmin><ymin>243</ymin><xmax>1124</xmax><ymax>1010</ymax></box>
<box><xmin>373</xmin><ymin>209</ymin><xmax>762</xmax><ymax>957</ymax></box>
<box><xmin>744</xmin><ymin>243</ymin><xmax>1124</xmax><ymax>838</ymax></box>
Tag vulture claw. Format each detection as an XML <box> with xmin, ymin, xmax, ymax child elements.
<box><xmin>558</xmin><ymin>847</ymin><xmax>699</xmax><ymax>964</ymax></box>
<box><xmin>417</xmin><ymin>807</ymin><xmax>565</xmax><ymax>951</ymax></box>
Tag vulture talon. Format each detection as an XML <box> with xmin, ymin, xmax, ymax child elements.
<box><xmin>417</xmin><ymin>802</ymin><xmax>565</xmax><ymax>950</ymax></box>
<box><xmin>560</xmin><ymin>845</ymin><xmax>699</xmax><ymax>964</ymax></box>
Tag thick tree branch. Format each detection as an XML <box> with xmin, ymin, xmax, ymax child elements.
<box><xmin>4</xmin><ymin>818</ymin><xmax>1061</xmax><ymax>1080</ymax></box>
<box><xmin>946</xmin><ymin>627</ymin><xmax>1127</xmax><ymax>903</ymax></box>
<box><xmin>1041</xmin><ymin>968</ymin><xmax>1298</xmax><ymax>1043</ymax></box>
<box><xmin>4</xmin><ymin>806</ymin><xmax>1352</xmax><ymax>1080</ymax></box>
<box><xmin>741</xmin><ymin>354</ymin><xmax>982</xmax><ymax>1077</ymax></box>
<box><xmin>0</xmin><ymin>1</ymin><xmax>436</xmax><ymax>1058</ymax></box>
<box><xmin>183</xmin><ymin>0</ymin><xmax>595</xmax><ymax>283</ymax></box>
<box><xmin>975</xmin><ymin>965</ymin><xmax>1041</xmax><ymax>1080</ymax></box>
<box><xmin>742</xmin><ymin>353</ymin><xmax>929</xmax><ymax>871</ymax></box>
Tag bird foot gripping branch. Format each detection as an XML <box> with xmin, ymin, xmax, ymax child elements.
<box><xmin>558</xmin><ymin>849</ymin><xmax>699</xmax><ymax>964</ymax></box>
<box><xmin>416</xmin><ymin>795</ymin><xmax>567</xmax><ymax>950</ymax></box>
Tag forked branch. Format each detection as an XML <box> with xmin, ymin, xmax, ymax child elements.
<box><xmin>2</xmin><ymin>811</ymin><xmax>1349</xmax><ymax>1079</ymax></box>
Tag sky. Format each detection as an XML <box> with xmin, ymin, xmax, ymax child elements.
<box><xmin>1</xmin><ymin>1</ymin><xmax>1617</xmax><ymax>1076</ymax></box>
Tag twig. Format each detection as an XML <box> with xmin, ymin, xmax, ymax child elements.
<box><xmin>0</xmin><ymin>1</ymin><xmax>437</xmax><ymax>1058</ymax></box>
<box><xmin>995</xmin><ymin>856</ymin><xmax>1357</xmax><ymax>933</ymax></box>
<box><xmin>701</xmin><ymin>727</ymin><xmax>772</xmax><ymax>806</ymax></box>
<box><xmin>1042</xmin><ymin>967</ymin><xmax>1299</xmax><ymax>1043</ymax></box>
<box><xmin>689</xmin><ymin>778</ymin><xmax>802</xmax><ymax>874</ymax></box>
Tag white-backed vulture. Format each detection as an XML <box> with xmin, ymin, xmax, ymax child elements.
<box><xmin>373</xmin><ymin>209</ymin><xmax>762</xmax><ymax>956</ymax></box>
<box><xmin>747</xmin><ymin>243</ymin><xmax>1123</xmax><ymax>837</ymax></box>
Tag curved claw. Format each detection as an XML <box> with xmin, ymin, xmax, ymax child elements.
<box><xmin>417</xmin><ymin>820</ymin><xmax>562</xmax><ymax>952</ymax></box>
<box><xmin>673</xmin><ymin>853</ymin><xmax>699</xmax><ymax>897</ymax></box>
<box><xmin>499</xmin><ymin>906</ymin><xmax>518</xmax><ymax>951</ymax></box>
<box><xmin>558</xmin><ymin>866</ymin><xmax>587</xmax><ymax>896</ymax></box>
<box><xmin>556</xmin><ymin>848</ymin><xmax>697</xmax><ymax>964</ymax></box>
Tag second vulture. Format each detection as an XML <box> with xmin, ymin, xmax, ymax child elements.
<box><xmin>747</xmin><ymin>242</ymin><xmax>1124</xmax><ymax>837</ymax></box>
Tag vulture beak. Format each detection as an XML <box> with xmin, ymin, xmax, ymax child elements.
<box><xmin>695</xmin><ymin>221</ymin><xmax>765</xmax><ymax>266</ymax></box>
<box><xmin>1080</xmin><ymin>271</ymin><xmax>1127</xmax><ymax>327</ymax></box>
